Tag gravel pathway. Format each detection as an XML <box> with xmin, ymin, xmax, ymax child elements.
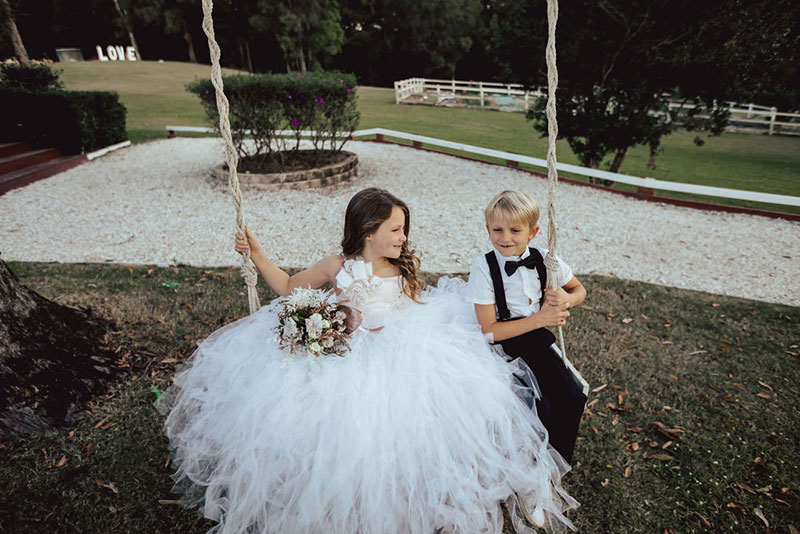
<box><xmin>1</xmin><ymin>138</ymin><xmax>798</xmax><ymax>306</ymax></box>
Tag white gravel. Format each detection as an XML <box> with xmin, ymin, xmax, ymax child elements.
<box><xmin>1</xmin><ymin>138</ymin><xmax>798</xmax><ymax>306</ymax></box>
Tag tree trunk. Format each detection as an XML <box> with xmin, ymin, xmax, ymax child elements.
<box><xmin>0</xmin><ymin>258</ymin><xmax>120</xmax><ymax>441</ymax></box>
<box><xmin>1</xmin><ymin>0</ymin><xmax>31</xmax><ymax>67</ymax></box>
<box><xmin>237</xmin><ymin>37</ymin><xmax>253</xmax><ymax>73</ymax></box>
<box><xmin>112</xmin><ymin>0</ymin><xmax>142</xmax><ymax>60</ymax></box>
<box><xmin>609</xmin><ymin>146</ymin><xmax>628</xmax><ymax>173</ymax></box>
<box><xmin>180</xmin><ymin>9</ymin><xmax>198</xmax><ymax>63</ymax></box>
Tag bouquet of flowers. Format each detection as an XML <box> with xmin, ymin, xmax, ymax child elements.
<box><xmin>273</xmin><ymin>287</ymin><xmax>357</xmax><ymax>357</ymax></box>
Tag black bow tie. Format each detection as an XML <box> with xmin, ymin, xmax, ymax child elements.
<box><xmin>504</xmin><ymin>254</ymin><xmax>537</xmax><ymax>276</ymax></box>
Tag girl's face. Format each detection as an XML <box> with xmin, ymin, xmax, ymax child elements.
<box><xmin>364</xmin><ymin>206</ymin><xmax>407</xmax><ymax>259</ymax></box>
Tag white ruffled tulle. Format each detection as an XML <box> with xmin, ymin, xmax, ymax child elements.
<box><xmin>159</xmin><ymin>277</ymin><xmax>578</xmax><ymax>534</ymax></box>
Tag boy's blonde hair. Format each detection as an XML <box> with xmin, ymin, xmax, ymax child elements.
<box><xmin>484</xmin><ymin>190</ymin><xmax>540</xmax><ymax>228</ymax></box>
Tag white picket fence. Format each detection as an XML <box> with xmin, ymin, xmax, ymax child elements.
<box><xmin>394</xmin><ymin>77</ymin><xmax>544</xmax><ymax>109</ymax></box>
<box><xmin>394</xmin><ymin>77</ymin><xmax>800</xmax><ymax>136</ymax></box>
<box><xmin>165</xmin><ymin>125</ymin><xmax>800</xmax><ymax>208</ymax></box>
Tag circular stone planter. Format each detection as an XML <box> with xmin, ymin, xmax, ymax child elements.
<box><xmin>214</xmin><ymin>150</ymin><xmax>358</xmax><ymax>191</ymax></box>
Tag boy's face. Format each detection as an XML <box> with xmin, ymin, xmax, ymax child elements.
<box><xmin>486</xmin><ymin>215</ymin><xmax>538</xmax><ymax>257</ymax></box>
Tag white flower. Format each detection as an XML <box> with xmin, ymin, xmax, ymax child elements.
<box><xmin>282</xmin><ymin>318</ymin><xmax>298</xmax><ymax>339</ymax></box>
<box><xmin>322</xmin><ymin>338</ymin><xmax>334</xmax><ymax>348</ymax></box>
<box><xmin>306</xmin><ymin>313</ymin><xmax>324</xmax><ymax>339</ymax></box>
<box><xmin>321</xmin><ymin>319</ymin><xmax>331</xmax><ymax>329</ymax></box>
<box><xmin>309</xmin><ymin>341</ymin><xmax>322</xmax><ymax>353</ymax></box>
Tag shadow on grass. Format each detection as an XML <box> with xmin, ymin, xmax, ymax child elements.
<box><xmin>1</xmin><ymin>262</ymin><xmax>798</xmax><ymax>533</ymax></box>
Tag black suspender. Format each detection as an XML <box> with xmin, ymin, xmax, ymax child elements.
<box><xmin>484</xmin><ymin>248</ymin><xmax>548</xmax><ymax>321</ymax></box>
<box><xmin>485</xmin><ymin>251</ymin><xmax>511</xmax><ymax>320</ymax></box>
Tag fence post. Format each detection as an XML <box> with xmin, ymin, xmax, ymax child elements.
<box><xmin>769</xmin><ymin>107</ymin><xmax>777</xmax><ymax>135</ymax></box>
<box><xmin>480</xmin><ymin>82</ymin><xmax>484</xmax><ymax>109</ymax></box>
<box><xmin>747</xmin><ymin>102</ymin><xmax>754</xmax><ymax>119</ymax></box>
<box><xmin>451</xmin><ymin>78</ymin><xmax>455</xmax><ymax>94</ymax></box>
<box><xmin>394</xmin><ymin>81</ymin><xmax>400</xmax><ymax>105</ymax></box>
<box><xmin>524</xmin><ymin>90</ymin><xmax>529</xmax><ymax>110</ymax></box>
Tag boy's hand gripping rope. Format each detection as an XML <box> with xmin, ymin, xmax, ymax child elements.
<box><xmin>200</xmin><ymin>0</ymin><xmax>260</xmax><ymax>314</ymax></box>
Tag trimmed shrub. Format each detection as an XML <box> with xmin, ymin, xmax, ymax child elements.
<box><xmin>0</xmin><ymin>88</ymin><xmax>127</xmax><ymax>154</ymax></box>
<box><xmin>187</xmin><ymin>70</ymin><xmax>359</xmax><ymax>170</ymax></box>
<box><xmin>0</xmin><ymin>63</ymin><xmax>64</xmax><ymax>91</ymax></box>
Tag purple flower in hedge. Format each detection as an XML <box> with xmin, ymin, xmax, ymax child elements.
<box><xmin>204</xmin><ymin>90</ymin><xmax>210</xmax><ymax>94</ymax></box>
<box><xmin>296</xmin><ymin>74</ymin><xmax>302</xmax><ymax>78</ymax></box>
<box><xmin>347</xmin><ymin>87</ymin><xmax>354</xmax><ymax>93</ymax></box>
<box><xmin>287</xmin><ymin>94</ymin><xmax>292</xmax><ymax>99</ymax></box>
<box><xmin>339</xmin><ymin>79</ymin><xmax>343</xmax><ymax>84</ymax></box>
<box><xmin>291</xmin><ymin>117</ymin><xmax>299</xmax><ymax>127</ymax></box>
<box><xmin>315</xmin><ymin>97</ymin><xmax>324</xmax><ymax>104</ymax></box>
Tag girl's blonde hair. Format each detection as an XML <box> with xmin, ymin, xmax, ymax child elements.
<box><xmin>484</xmin><ymin>190</ymin><xmax>540</xmax><ymax>228</ymax></box>
<box><xmin>341</xmin><ymin>188</ymin><xmax>425</xmax><ymax>303</ymax></box>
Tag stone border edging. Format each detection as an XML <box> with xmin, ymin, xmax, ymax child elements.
<box><xmin>214</xmin><ymin>151</ymin><xmax>358</xmax><ymax>191</ymax></box>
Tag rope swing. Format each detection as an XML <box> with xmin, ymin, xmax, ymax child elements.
<box><xmin>200</xmin><ymin>0</ymin><xmax>260</xmax><ymax>314</ymax></box>
<box><xmin>199</xmin><ymin>0</ymin><xmax>564</xmax><ymax>360</ymax></box>
<box><xmin>543</xmin><ymin>0</ymin><xmax>567</xmax><ymax>357</ymax></box>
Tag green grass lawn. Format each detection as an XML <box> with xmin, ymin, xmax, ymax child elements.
<box><xmin>56</xmin><ymin>61</ymin><xmax>800</xmax><ymax>215</ymax></box>
<box><xmin>1</xmin><ymin>261</ymin><xmax>798</xmax><ymax>533</ymax></box>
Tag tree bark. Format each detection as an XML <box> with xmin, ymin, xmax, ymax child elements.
<box><xmin>112</xmin><ymin>0</ymin><xmax>142</xmax><ymax>60</ymax></box>
<box><xmin>180</xmin><ymin>9</ymin><xmax>198</xmax><ymax>63</ymax></box>
<box><xmin>609</xmin><ymin>146</ymin><xmax>628</xmax><ymax>173</ymax></box>
<box><xmin>0</xmin><ymin>258</ymin><xmax>120</xmax><ymax>441</ymax></box>
<box><xmin>1</xmin><ymin>0</ymin><xmax>31</xmax><ymax>67</ymax></box>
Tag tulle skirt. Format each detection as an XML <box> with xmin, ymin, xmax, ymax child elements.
<box><xmin>159</xmin><ymin>278</ymin><xmax>578</xmax><ymax>533</ymax></box>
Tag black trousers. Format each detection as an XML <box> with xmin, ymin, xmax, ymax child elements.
<box><xmin>499</xmin><ymin>327</ymin><xmax>586</xmax><ymax>464</ymax></box>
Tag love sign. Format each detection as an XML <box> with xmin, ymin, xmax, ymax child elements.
<box><xmin>96</xmin><ymin>45</ymin><xmax>138</xmax><ymax>61</ymax></box>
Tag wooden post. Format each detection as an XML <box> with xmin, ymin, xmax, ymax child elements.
<box><xmin>769</xmin><ymin>107</ymin><xmax>777</xmax><ymax>135</ymax></box>
<box><xmin>394</xmin><ymin>81</ymin><xmax>400</xmax><ymax>105</ymax></box>
<box><xmin>480</xmin><ymin>82</ymin><xmax>484</xmax><ymax>109</ymax></box>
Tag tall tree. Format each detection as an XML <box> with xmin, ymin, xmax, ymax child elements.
<box><xmin>134</xmin><ymin>0</ymin><xmax>202</xmax><ymax>63</ymax></box>
<box><xmin>113</xmin><ymin>0</ymin><xmax>142</xmax><ymax>60</ymax></box>
<box><xmin>491</xmin><ymin>0</ymin><xmax>799</xmax><ymax>173</ymax></box>
<box><xmin>250</xmin><ymin>0</ymin><xmax>345</xmax><ymax>72</ymax></box>
<box><xmin>0</xmin><ymin>0</ymin><xmax>31</xmax><ymax>66</ymax></box>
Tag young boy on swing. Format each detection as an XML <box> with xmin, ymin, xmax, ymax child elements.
<box><xmin>468</xmin><ymin>190</ymin><xmax>588</xmax><ymax>464</ymax></box>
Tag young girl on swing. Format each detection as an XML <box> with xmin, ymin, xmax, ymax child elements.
<box><xmin>160</xmin><ymin>187</ymin><xmax>578</xmax><ymax>534</ymax></box>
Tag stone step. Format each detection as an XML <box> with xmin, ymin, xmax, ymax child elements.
<box><xmin>0</xmin><ymin>148</ymin><xmax>62</xmax><ymax>174</ymax></box>
<box><xmin>0</xmin><ymin>155</ymin><xmax>86</xmax><ymax>196</ymax></box>
<box><xmin>0</xmin><ymin>141</ymin><xmax>32</xmax><ymax>158</ymax></box>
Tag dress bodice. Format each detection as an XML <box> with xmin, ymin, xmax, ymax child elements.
<box><xmin>335</xmin><ymin>258</ymin><xmax>408</xmax><ymax>330</ymax></box>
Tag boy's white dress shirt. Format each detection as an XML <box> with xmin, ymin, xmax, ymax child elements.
<box><xmin>468</xmin><ymin>246</ymin><xmax>573</xmax><ymax>318</ymax></box>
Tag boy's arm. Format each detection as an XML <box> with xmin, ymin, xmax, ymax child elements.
<box><xmin>474</xmin><ymin>302</ymin><xmax>570</xmax><ymax>343</ymax></box>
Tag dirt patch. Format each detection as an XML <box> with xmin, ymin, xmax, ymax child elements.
<box><xmin>237</xmin><ymin>150</ymin><xmax>351</xmax><ymax>174</ymax></box>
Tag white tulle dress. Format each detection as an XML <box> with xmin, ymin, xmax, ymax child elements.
<box><xmin>160</xmin><ymin>258</ymin><xmax>578</xmax><ymax>534</ymax></box>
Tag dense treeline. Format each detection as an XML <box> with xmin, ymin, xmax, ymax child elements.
<box><xmin>3</xmin><ymin>0</ymin><xmax>794</xmax><ymax>110</ymax></box>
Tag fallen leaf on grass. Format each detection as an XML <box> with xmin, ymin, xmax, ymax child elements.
<box><xmin>601</xmin><ymin>478</ymin><xmax>609</xmax><ymax>487</ymax></box>
<box><xmin>54</xmin><ymin>456</ymin><xmax>67</xmax><ymax>468</ymax></box>
<box><xmin>158</xmin><ymin>499</ymin><xmax>181</xmax><ymax>505</ymax></box>
<box><xmin>693</xmin><ymin>511</ymin><xmax>711</xmax><ymax>527</ymax></box>
<box><xmin>753</xmin><ymin>507</ymin><xmax>769</xmax><ymax>528</ymax></box>
<box><xmin>756</xmin><ymin>392</ymin><xmax>773</xmax><ymax>400</ymax></box>
<box><xmin>736</xmin><ymin>482</ymin><xmax>756</xmax><ymax>494</ymax></box>
<box><xmin>95</xmin><ymin>479</ymin><xmax>119</xmax><ymax>494</ymax></box>
<box><xmin>622</xmin><ymin>317</ymin><xmax>633</xmax><ymax>324</ymax></box>
<box><xmin>591</xmin><ymin>383</ymin><xmax>607</xmax><ymax>393</ymax></box>
<box><xmin>590</xmin><ymin>426</ymin><xmax>599</xmax><ymax>434</ymax></box>
<box><xmin>626</xmin><ymin>442</ymin><xmax>640</xmax><ymax>452</ymax></box>
<box><xmin>624</xmin><ymin>467</ymin><xmax>632</xmax><ymax>478</ymax></box>
<box><xmin>85</xmin><ymin>442</ymin><xmax>94</xmax><ymax>458</ymax></box>
<box><xmin>643</xmin><ymin>453</ymin><xmax>674</xmax><ymax>461</ymax></box>
<box><xmin>651</xmin><ymin>422</ymin><xmax>685</xmax><ymax>439</ymax></box>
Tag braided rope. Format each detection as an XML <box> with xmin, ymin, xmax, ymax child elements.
<box><xmin>544</xmin><ymin>0</ymin><xmax>566</xmax><ymax>356</ymax></box>
<box><xmin>200</xmin><ymin>0</ymin><xmax>260</xmax><ymax>314</ymax></box>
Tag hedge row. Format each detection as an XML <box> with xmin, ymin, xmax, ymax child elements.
<box><xmin>0</xmin><ymin>88</ymin><xmax>127</xmax><ymax>155</ymax></box>
<box><xmin>187</xmin><ymin>70</ymin><xmax>359</xmax><ymax>168</ymax></box>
